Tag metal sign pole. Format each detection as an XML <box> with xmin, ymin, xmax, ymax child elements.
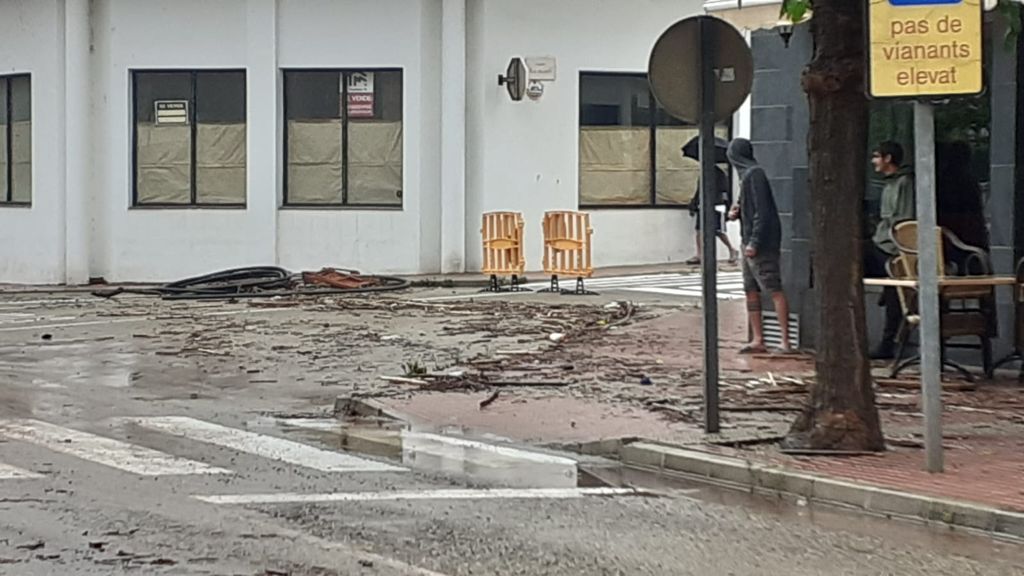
<box><xmin>699</xmin><ymin>17</ymin><xmax>720</xmax><ymax>434</ymax></box>
<box><xmin>914</xmin><ymin>100</ymin><xmax>943</xmax><ymax>473</ymax></box>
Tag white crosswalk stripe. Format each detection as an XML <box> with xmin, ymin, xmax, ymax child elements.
<box><xmin>416</xmin><ymin>272</ymin><xmax>748</xmax><ymax>302</ymax></box>
<box><xmin>125</xmin><ymin>416</ymin><xmax>406</xmax><ymax>473</ymax></box>
<box><xmin>0</xmin><ymin>419</ymin><xmax>231</xmax><ymax>476</ymax></box>
<box><xmin>0</xmin><ymin>461</ymin><xmax>44</xmax><ymax>480</ymax></box>
<box><xmin>525</xmin><ymin>272</ymin><xmax>747</xmax><ymax>300</ymax></box>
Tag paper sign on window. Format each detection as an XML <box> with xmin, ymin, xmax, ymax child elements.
<box><xmin>346</xmin><ymin>72</ymin><xmax>375</xmax><ymax>119</ymax></box>
<box><xmin>155</xmin><ymin>100</ymin><xmax>189</xmax><ymax>125</ymax></box>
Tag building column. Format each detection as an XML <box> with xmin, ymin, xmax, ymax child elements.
<box><xmin>64</xmin><ymin>0</ymin><xmax>90</xmax><ymax>284</ymax></box>
<box><xmin>246</xmin><ymin>0</ymin><xmax>279</xmax><ymax>265</ymax></box>
<box><xmin>440</xmin><ymin>0</ymin><xmax>467</xmax><ymax>273</ymax></box>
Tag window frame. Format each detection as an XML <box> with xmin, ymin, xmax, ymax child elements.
<box><xmin>578</xmin><ymin>71</ymin><xmax>732</xmax><ymax>210</ymax></box>
<box><xmin>281</xmin><ymin>67</ymin><xmax>404</xmax><ymax>210</ymax></box>
<box><xmin>130</xmin><ymin>68</ymin><xmax>248</xmax><ymax>209</ymax></box>
<box><xmin>1</xmin><ymin>73</ymin><xmax>31</xmax><ymax>207</ymax></box>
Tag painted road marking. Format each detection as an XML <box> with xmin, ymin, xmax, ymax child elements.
<box><xmin>0</xmin><ymin>419</ymin><xmax>231</xmax><ymax>476</ymax></box>
<box><xmin>195</xmin><ymin>487</ymin><xmax>651</xmax><ymax>505</ymax></box>
<box><xmin>415</xmin><ymin>272</ymin><xmax>747</xmax><ymax>302</ymax></box>
<box><xmin>402</xmin><ymin>432</ymin><xmax>578</xmax><ymax>466</ymax></box>
<box><xmin>0</xmin><ymin>461</ymin><xmax>44</xmax><ymax>480</ymax></box>
<box><xmin>127</xmin><ymin>417</ymin><xmax>405</xmax><ymax>473</ymax></box>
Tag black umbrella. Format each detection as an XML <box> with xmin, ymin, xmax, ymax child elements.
<box><xmin>681</xmin><ymin>135</ymin><xmax>730</xmax><ymax>163</ymax></box>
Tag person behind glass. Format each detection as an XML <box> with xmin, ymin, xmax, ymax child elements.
<box><xmin>685</xmin><ymin>163</ymin><xmax>739</xmax><ymax>265</ymax></box>
<box><xmin>726</xmin><ymin>138</ymin><xmax>792</xmax><ymax>354</ymax></box>
<box><xmin>864</xmin><ymin>140</ymin><xmax>915</xmax><ymax>360</ymax></box>
<box><xmin>936</xmin><ymin>140</ymin><xmax>989</xmax><ymax>272</ymax></box>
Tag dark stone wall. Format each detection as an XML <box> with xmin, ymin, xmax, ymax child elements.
<box><xmin>749</xmin><ymin>25</ymin><xmax>814</xmax><ymax>346</ymax></box>
<box><xmin>749</xmin><ymin>19</ymin><xmax>1017</xmax><ymax>358</ymax></box>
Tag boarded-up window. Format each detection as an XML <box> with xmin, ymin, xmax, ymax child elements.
<box><xmin>579</xmin><ymin>72</ymin><xmax>729</xmax><ymax>208</ymax></box>
<box><xmin>284</xmin><ymin>69</ymin><xmax>403</xmax><ymax>207</ymax></box>
<box><xmin>133</xmin><ymin>70</ymin><xmax>246</xmax><ymax>206</ymax></box>
<box><xmin>0</xmin><ymin>75</ymin><xmax>31</xmax><ymax>205</ymax></box>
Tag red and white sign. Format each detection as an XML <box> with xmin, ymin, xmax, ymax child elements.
<box><xmin>346</xmin><ymin>72</ymin><xmax>375</xmax><ymax>118</ymax></box>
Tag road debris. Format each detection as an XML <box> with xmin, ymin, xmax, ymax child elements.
<box><xmin>479</xmin><ymin>391</ymin><xmax>501</xmax><ymax>409</ymax></box>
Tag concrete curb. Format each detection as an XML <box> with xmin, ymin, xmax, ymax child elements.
<box><xmin>619</xmin><ymin>442</ymin><xmax>1024</xmax><ymax>540</ymax></box>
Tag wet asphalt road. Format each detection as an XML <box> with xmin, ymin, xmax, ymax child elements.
<box><xmin>1</xmin><ymin>292</ymin><xmax>1023</xmax><ymax>575</ymax></box>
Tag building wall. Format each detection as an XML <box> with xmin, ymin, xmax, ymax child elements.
<box><xmin>86</xmin><ymin>0</ymin><xmax>440</xmax><ymax>282</ymax></box>
<box><xmin>747</xmin><ymin>17</ymin><xmax>1019</xmax><ymax>357</ymax></box>
<box><xmin>275</xmin><ymin>0</ymin><xmax>441</xmax><ymax>276</ymax></box>
<box><xmin>748</xmin><ymin>25</ymin><xmax>815</xmax><ymax>345</ymax></box>
<box><xmin>465</xmin><ymin>0</ymin><xmax>722</xmax><ymax>272</ymax></box>
<box><xmin>1</xmin><ymin>0</ymin><xmax>738</xmax><ymax>284</ymax></box>
<box><xmin>0</xmin><ymin>0</ymin><xmax>65</xmax><ymax>284</ymax></box>
<box><xmin>986</xmin><ymin>15</ymin><xmax>1017</xmax><ymax>357</ymax></box>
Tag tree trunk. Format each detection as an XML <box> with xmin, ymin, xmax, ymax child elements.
<box><xmin>784</xmin><ymin>0</ymin><xmax>885</xmax><ymax>451</ymax></box>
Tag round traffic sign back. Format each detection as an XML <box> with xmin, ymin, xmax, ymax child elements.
<box><xmin>648</xmin><ymin>16</ymin><xmax>753</xmax><ymax>124</ymax></box>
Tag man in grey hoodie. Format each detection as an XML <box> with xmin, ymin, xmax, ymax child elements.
<box><xmin>865</xmin><ymin>140</ymin><xmax>915</xmax><ymax>360</ymax></box>
<box><xmin>727</xmin><ymin>138</ymin><xmax>792</xmax><ymax>353</ymax></box>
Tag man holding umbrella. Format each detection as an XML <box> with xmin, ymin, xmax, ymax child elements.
<box><xmin>682</xmin><ymin>136</ymin><xmax>739</xmax><ymax>265</ymax></box>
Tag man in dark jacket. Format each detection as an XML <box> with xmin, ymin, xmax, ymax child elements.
<box><xmin>727</xmin><ymin>138</ymin><xmax>791</xmax><ymax>353</ymax></box>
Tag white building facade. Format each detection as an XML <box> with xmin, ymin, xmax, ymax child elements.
<box><xmin>0</xmin><ymin>0</ymin><xmax>749</xmax><ymax>284</ymax></box>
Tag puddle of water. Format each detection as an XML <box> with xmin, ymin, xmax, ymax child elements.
<box><xmin>401</xmin><ymin>431</ymin><xmax>577</xmax><ymax>489</ymax></box>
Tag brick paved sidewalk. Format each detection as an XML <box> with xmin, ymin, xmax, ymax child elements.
<box><xmin>708</xmin><ymin>394</ymin><xmax>1024</xmax><ymax>513</ymax></box>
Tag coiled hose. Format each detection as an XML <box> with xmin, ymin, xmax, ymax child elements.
<box><xmin>92</xmin><ymin>266</ymin><xmax>411</xmax><ymax>300</ymax></box>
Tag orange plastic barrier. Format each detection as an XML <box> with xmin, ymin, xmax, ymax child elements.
<box><xmin>541</xmin><ymin>211</ymin><xmax>595</xmax><ymax>295</ymax></box>
<box><xmin>481</xmin><ymin>211</ymin><xmax>527</xmax><ymax>291</ymax></box>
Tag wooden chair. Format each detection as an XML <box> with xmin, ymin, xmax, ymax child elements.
<box><xmin>887</xmin><ymin>254</ymin><xmax>993</xmax><ymax>381</ymax></box>
<box><xmin>481</xmin><ymin>211</ymin><xmax>528</xmax><ymax>292</ymax></box>
<box><xmin>891</xmin><ymin>220</ymin><xmax>993</xmax><ymax>278</ymax></box>
<box><xmin>891</xmin><ymin>219</ymin><xmax>996</xmax><ymax>335</ymax></box>
<box><xmin>541</xmin><ymin>211</ymin><xmax>595</xmax><ymax>295</ymax></box>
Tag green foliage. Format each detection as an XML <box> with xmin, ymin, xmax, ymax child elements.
<box><xmin>779</xmin><ymin>0</ymin><xmax>811</xmax><ymax>23</ymax></box>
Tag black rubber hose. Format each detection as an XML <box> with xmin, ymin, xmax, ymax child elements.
<box><xmin>91</xmin><ymin>266</ymin><xmax>411</xmax><ymax>300</ymax></box>
<box><xmin>159</xmin><ymin>266</ymin><xmax>293</xmax><ymax>296</ymax></box>
<box><xmin>159</xmin><ymin>275</ymin><xmax>411</xmax><ymax>300</ymax></box>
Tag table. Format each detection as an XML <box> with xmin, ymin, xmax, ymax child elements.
<box><xmin>863</xmin><ymin>275</ymin><xmax>1019</xmax><ymax>381</ymax></box>
<box><xmin>863</xmin><ymin>276</ymin><xmax>1018</xmax><ymax>289</ymax></box>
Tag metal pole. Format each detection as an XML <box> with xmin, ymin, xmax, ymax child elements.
<box><xmin>699</xmin><ymin>17</ymin><xmax>720</xmax><ymax>434</ymax></box>
<box><xmin>914</xmin><ymin>101</ymin><xmax>943</xmax><ymax>473</ymax></box>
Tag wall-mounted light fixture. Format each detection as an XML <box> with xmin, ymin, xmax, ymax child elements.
<box><xmin>777</xmin><ymin>20</ymin><xmax>795</xmax><ymax>48</ymax></box>
<box><xmin>776</xmin><ymin>9</ymin><xmax>811</xmax><ymax>49</ymax></box>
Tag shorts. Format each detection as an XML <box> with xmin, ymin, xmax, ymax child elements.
<box><xmin>694</xmin><ymin>211</ymin><xmax>724</xmax><ymax>232</ymax></box>
<box><xmin>742</xmin><ymin>251</ymin><xmax>783</xmax><ymax>293</ymax></box>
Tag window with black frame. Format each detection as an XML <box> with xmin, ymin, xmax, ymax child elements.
<box><xmin>283</xmin><ymin>69</ymin><xmax>403</xmax><ymax>207</ymax></box>
<box><xmin>132</xmin><ymin>70</ymin><xmax>247</xmax><ymax>207</ymax></box>
<box><xmin>0</xmin><ymin>74</ymin><xmax>32</xmax><ymax>205</ymax></box>
<box><xmin>579</xmin><ymin>72</ymin><xmax>729</xmax><ymax>208</ymax></box>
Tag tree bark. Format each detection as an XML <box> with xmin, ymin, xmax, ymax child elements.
<box><xmin>784</xmin><ymin>0</ymin><xmax>886</xmax><ymax>451</ymax></box>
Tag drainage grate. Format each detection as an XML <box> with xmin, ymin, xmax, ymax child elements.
<box><xmin>762</xmin><ymin>312</ymin><xmax>800</xmax><ymax>349</ymax></box>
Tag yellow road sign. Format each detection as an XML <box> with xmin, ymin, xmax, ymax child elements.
<box><xmin>868</xmin><ymin>0</ymin><xmax>983</xmax><ymax>98</ymax></box>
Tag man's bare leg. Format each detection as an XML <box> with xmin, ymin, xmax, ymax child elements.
<box><xmin>717</xmin><ymin>232</ymin><xmax>739</xmax><ymax>263</ymax></box>
<box><xmin>686</xmin><ymin>234</ymin><xmax>702</xmax><ymax>265</ymax></box>
<box><xmin>772</xmin><ymin>291</ymin><xmax>792</xmax><ymax>351</ymax></box>
<box><xmin>741</xmin><ymin>292</ymin><xmax>766</xmax><ymax>354</ymax></box>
